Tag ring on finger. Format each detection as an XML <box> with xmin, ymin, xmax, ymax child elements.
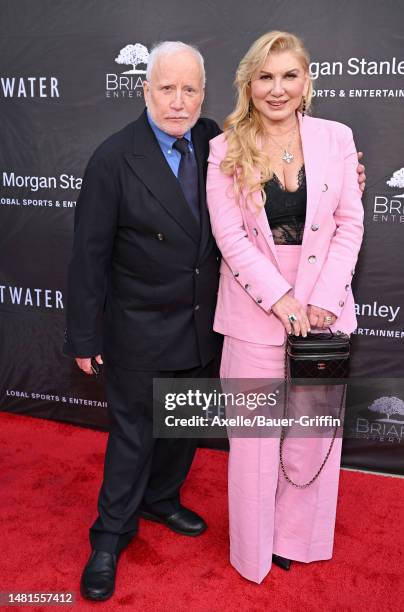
<box><xmin>288</xmin><ymin>313</ymin><xmax>298</xmax><ymax>323</ymax></box>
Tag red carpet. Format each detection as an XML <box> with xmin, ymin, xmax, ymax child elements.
<box><xmin>0</xmin><ymin>412</ymin><xmax>403</xmax><ymax>611</ymax></box>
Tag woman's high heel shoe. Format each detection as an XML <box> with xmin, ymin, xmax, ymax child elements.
<box><xmin>272</xmin><ymin>554</ymin><xmax>292</xmax><ymax>570</ymax></box>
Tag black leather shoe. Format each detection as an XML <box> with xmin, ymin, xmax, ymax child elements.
<box><xmin>80</xmin><ymin>550</ymin><xmax>118</xmax><ymax>601</ymax></box>
<box><xmin>272</xmin><ymin>554</ymin><xmax>292</xmax><ymax>570</ymax></box>
<box><xmin>139</xmin><ymin>506</ymin><xmax>207</xmax><ymax>536</ymax></box>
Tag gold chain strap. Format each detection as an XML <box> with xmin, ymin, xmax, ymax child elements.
<box><xmin>279</xmin><ymin>342</ymin><xmax>346</xmax><ymax>488</ymax></box>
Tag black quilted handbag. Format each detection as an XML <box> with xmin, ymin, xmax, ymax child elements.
<box><xmin>286</xmin><ymin>329</ymin><xmax>351</xmax><ymax>380</ymax></box>
<box><xmin>280</xmin><ymin>329</ymin><xmax>350</xmax><ymax>488</ymax></box>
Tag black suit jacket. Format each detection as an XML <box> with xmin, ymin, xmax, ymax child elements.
<box><xmin>64</xmin><ymin>109</ymin><xmax>222</xmax><ymax>370</ymax></box>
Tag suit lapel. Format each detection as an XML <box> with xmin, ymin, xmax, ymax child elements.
<box><xmin>299</xmin><ymin>112</ymin><xmax>329</xmax><ymax>247</ymax></box>
<box><xmin>124</xmin><ymin>110</ymin><xmax>200</xmax><ymax>244</ymax></box>
<box><xmin>244</xmin><ymin>173</ymin><xmax>279</xmax><ymax>264</ymax></box>
<box><xmin>253</xmin><ymin>190</ymin><xmax>278</xmax><ymax>261</ymax></box>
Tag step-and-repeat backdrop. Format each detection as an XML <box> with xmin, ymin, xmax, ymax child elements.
<box><xmin>1</xmin><ymin>0</ymin><xmax>403</xmax><ymax>473</ymax></box>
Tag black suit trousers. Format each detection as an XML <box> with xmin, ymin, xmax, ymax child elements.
<box><xmin>89</xmin><ymin>356</ymin><xmax>220</xmax><ymax>554</ymax></box>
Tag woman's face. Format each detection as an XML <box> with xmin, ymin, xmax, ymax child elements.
<box><xmin>250</xmin><ymin>50</ymin><xmax>309</xmax><ymax>126</ymax></box>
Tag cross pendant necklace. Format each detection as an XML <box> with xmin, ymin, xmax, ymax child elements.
<box><xmin>267</xmin><ymin>122</ymin><xmax>298</xmax><ymax>164</ymax></box>
<box><xmin>282</xmin><ymin>150</ymin><xmax>294</xmax><ymax>164</ymax></box>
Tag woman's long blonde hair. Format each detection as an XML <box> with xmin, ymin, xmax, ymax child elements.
<box><xmin>221</xmin><ymin>31</ymin><xmax>313</xmax><ymax>208</ymax></box>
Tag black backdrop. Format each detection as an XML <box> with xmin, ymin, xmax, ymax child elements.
<box><xmin>1</xmin><ymin>0</ymin><xmax>403</xmax><ymax>473</ymax></box>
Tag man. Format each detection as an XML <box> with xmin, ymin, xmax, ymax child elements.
<box><xmin>64</xmin><ymin>42</ymin><xmax>221</xmax><ymax>601</ymax></box>
<box><xmin>64</xmin><ymin>40</ymin><xmax>366</xmax><ymax>601</ymax></box>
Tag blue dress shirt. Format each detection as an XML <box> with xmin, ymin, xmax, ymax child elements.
<box><xmin>147</xmin><ymin>110</ymin><xmax>194</xmax><ymax>178</ymax></box>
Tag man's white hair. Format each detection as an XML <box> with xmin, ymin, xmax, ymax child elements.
<box><xmin>146</xmin><ymin>41</ymin><xmax>206</xmax><ymax>86</ymax></box>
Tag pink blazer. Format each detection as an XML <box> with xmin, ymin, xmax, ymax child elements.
<box><xmin>206</xmin><ymin>113</ymin><xmax>364</xmax><ymax>346</ymax></box>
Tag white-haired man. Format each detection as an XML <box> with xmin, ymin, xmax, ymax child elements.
<box><xmin>64</xmin><ymin>41</ymin><xmax>222</xmax><ymax>601</ymax></box>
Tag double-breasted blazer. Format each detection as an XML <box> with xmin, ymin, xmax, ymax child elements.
<box><xmin>64</xmin><ymin>109</ymin><xmax>222</xmax><ymax>369</ymax></box>
<box><xmin>206</xmin><ymin>113</ymin><xmax>364</xmax><ymax>345</ymax></box>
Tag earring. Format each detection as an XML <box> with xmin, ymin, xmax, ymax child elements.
<box><xmin>248</xmin><ymin>99</ymin><xmax>253</xmax><ymax>119</ymax></box>
<box><xmin>302</xmin><ymin>95</ymin><xmax>306</xmax><ymax>117</ymax></box>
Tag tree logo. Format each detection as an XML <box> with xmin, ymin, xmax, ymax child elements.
<box><xmin>369</xmin><ymin>396</ymin><xmax>404</xmax><ymax>424</ymax></box>
<box><xmin>386</xmin><ymin>167</ymin><xmax>404</xmax><ymax>198</ymax></box>
<box><xmin>373</xmin><ymin>166</ymin><xmax>404</xmax><ymax>223</ymax></box>
<box><xmin>114</xmin><ymin>43</ymin><xmax>150</xmax><ymax>74</ymax></box>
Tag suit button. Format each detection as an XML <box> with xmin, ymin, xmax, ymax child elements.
<box><xmin>256</xmin><ymin>297</ymin><xmax>263</xmax><ymax>304</ymax></box>
<box><xmin>322</xmin><ymin>184</ymin><xmax>328</xmax><ymax>192</ymax></box>
<box><xmin>252</xmin><ymin>228</ymin><xmax>258</xmax><ymax>236</ymax></box>
<box><xmin>244</xmin><ymin>284</ymin><xmax>250</xmax><ymax>290</ymax></box>
<box><xmin>195</xmin><ymin>268</ymin><xmax>200</xmax><ymax>275</ymax></box>
<box><xmin>311</xmin><ymin>224</ymin><xmax>319</xmax><ymax>231</ymax></box>
<box><xmin>194</xmin><ymin>305</ymin><xmax>200</xmax><ymax>311</ymax></box>
<box><xmin>308</xmin><ymin>255</ymin><xmax>316</xmax><ymax>264</ymax></box>
<box><xmin>157</xmin><ymin>233</ymin><xmax>164</xmax><ymax>241</ymax></box>
<box><xmin>234</xmin><ymin>271</ymin><xmax>239</xmax><ymax>277</ymax></box>
<box><xmin>345</xmin><ymin>284</ymin><xmax>350</xmax><ymax>291</ymax></box>
<box><xmin>339</xmin><ymin>300</ymin><xmax>345</xmax><ymax>307</ymax></box>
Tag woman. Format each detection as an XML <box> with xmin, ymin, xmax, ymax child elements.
<box><xmin>206</xmin><ymin>31</ymin><xmax>364</xmax><ymax>583</ymax></box>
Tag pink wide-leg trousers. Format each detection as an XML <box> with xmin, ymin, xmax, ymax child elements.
<box><xmin>220</xmin><ymin>245</ymin><xmax>344</xmax><ymax>583</ymax></box>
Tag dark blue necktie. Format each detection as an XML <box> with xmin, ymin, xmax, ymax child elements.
<box><xmin>173</xmin><ymin>138</ymin><xmax>200</xmax><ymax>224</ymax></box>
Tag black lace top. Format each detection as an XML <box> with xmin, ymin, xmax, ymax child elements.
<box><xmin>264</xmin><ymin>165</ymin><xmax>307</xmax><ymax>245</ymax></box>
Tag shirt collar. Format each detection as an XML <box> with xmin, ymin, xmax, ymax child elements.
<box><xmin>147</xmin><ymin>110</ymin><xmax>192</xmax><ymax>150</ymax></box>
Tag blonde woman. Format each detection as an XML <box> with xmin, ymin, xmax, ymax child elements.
<box><xmin>206</xmin><ymin>31</ymin><xmax>364</xmax><ymax>583</ymax></box>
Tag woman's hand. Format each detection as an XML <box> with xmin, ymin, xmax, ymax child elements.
<box><xmin>75</xmin><ymin>354</ymin><xmax>103</xmax><ymax>375</ymax></box>
<box><xmin>307</xmin><ymin>304</ymin><xmax>337</xmax><ymax>329</ymax></box>
<box><xmin>357</xmin><ymin>151</ymin><xmax>366</xmax><ymax>192</ymax></box>
<box><xmin>272</xmin><ymin>290</ymin><xmax>311</xmax><ymax>336</ymax></box>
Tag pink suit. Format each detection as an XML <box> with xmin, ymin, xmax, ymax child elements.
<box><xmin>206</xmin><ymin>113</ymin><xmax>364</xmax><ymax>583</ymax></box>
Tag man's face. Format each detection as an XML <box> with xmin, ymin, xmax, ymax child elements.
<box><xmin>143</xmin><ymin>51</ymin><xmax>205</xmax><ymax>138</ymax></box>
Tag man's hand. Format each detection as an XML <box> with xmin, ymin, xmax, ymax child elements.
<box><xmin>307</xmin><ymin>304</ymin><xmax>336</xmax><ymax>329</ymax></box>
<box><xmin>272</xmin><ymin>291</ymin><xmax>311</xmax><ymax>336</ymax></box>
<box><xmin>75</xmin><ymin>354</ymin><xmax>103</xmax><ymax>375</ymax></box>
<box><xmin>357</xmin><ymin>152</ymin><xmax>366</xmax><ymax>192</ymax></box>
